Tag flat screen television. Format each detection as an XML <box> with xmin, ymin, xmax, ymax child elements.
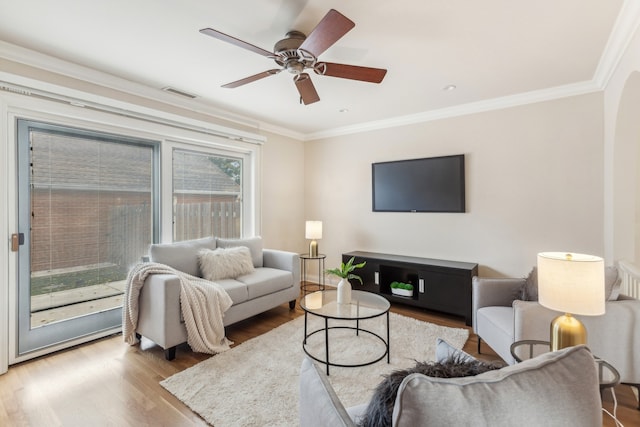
<box><xmin>372</xmin><ymin>154</ymin><xmax>465</xmax><ymax>212</ymax></box>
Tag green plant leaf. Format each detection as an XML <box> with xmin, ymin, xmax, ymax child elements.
<box><xmin>347</xmin><ymin>273</ymin><xmax>363</xmax><ymax>284</ymax></box>
<box><xmin>325</xmin><ymin>256</ymin><xmax>366</xmax><ymax>280</ymax></box>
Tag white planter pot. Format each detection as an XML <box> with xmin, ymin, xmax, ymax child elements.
<box><xmin>337</xmin><ymin>278</ymin><xmax>352</xmax><ymax>304</ymax></box>
<box><xmin>391</xmin><ymin>288</ymin><xmax>413</xmax><ymax>297</ymax></box>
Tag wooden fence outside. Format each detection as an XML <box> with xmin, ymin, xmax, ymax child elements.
<box><xmin>108</xmin><ymin>201</ymin><xmax>241</xmax><ymax>267</ymax></box>
<box><xmin>173</xmin><ymin>201</ymin><xmax>241</xmax><ymax>241</ymax></box>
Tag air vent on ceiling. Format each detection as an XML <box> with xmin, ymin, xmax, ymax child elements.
<box><xmin>162</xmin><ymin>86</ymin><xmax>198</xmax><ymax>99</ymax></box>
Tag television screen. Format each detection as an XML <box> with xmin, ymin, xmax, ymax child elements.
<box><xmin>372</xmin><ymin>154</ymin><xmax>465</xmax><ymax>212</ymax></box>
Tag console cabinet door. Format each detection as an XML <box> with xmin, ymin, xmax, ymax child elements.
<box><xmin>420</xmin><ymin>269</ymin><xmax>471</xmax><ymax>322</ymax></box>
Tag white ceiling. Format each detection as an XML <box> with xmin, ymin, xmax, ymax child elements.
<box><xmin>0</xmin><ymin>0</ymin><xmax>633</xmax><ymax>139</ymax></box>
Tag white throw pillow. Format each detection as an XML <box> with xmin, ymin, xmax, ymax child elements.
<box><xmin>216</xmin><ymin>236</ymin><xmax>264</xmax><ymax>268</ymax></box>
<box><xmin>199</xmin><ymin>246</ymin><xmax>255</xmax><ymax>281</ymax></box>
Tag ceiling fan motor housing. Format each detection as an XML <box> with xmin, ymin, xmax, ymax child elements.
<box><xmin>274</xmin><ymin>30</ymin><xmax>315</xmax><ymax>74</ymax></box>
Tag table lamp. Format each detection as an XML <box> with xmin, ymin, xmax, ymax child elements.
<box><xmin>305</xmin><ymin>221</ymin><xmax>322</xmax><ymax>257</ymax></box>
<box><xmin>537</xmin><ymin>252</ymin><xmax>605</xmax><ymax>351</ymax></box>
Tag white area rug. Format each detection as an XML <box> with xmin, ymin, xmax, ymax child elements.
<box><xmin>160</xmin><ymin>312</ymin><xmax>469</xmax><ymax>426</ymax></box>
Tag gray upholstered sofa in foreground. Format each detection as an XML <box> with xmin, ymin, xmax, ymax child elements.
<box><xmin>299</xmin><ymin>345</ymin><xmax>602</xmax><ymax>426</ymax></box>
<box><xmin>135</xmin><ymin>236</ymin><xmax>300</xmax><ymax>360</ymax></box>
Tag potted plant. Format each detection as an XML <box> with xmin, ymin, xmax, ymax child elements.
<box><xmin>390</xmin><ymin>281</ymin><xmax>414</xmax><ymax>297</ymax></box>
<box><xmin>325</xmin><ymin>256</ymin><xmax>366</xmax><ymax>304</ymax></box>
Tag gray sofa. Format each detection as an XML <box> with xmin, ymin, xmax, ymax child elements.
<box><xmin>299</xmin><ymin>345</ymin><xmax>602</xmax><ymax>426</ymax></box>
<box><xmin>135</xmin><ymin>236</ymin><xmax>300</xmax><ymax>360</ymax></box>
<box><xmin>472</xmin><ymin>270</ymin><xmax>640</xmax><ymax>392</ymax></box>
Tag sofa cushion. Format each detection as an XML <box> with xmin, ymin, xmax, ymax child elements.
<box><xmin>392</xmin><ymin>345</ymin><xmax>602</xmax><ymax>427</ymax></box>
<box><xmin>199</xmin><ymin>246</ymin><xmax>255</xmax><ymax>281</ymax></box>
<box><xmin>149</xmin><ymin>236</ymin><xmax>216</xmax><ymax>277</ymax></box>
<box><xmin>214</xmin><ymin>278</ymin><xmax>249</xmax><ymax>305</ymax></box>
<box><xmin>237</xmin><ymin>267</ymin><xmax>293</xmax><ymax>299</ymax></box>
<box><xmin>217</xmin><ymin>236</ymin><xmax>264</xmax><ymax>268</ymax></box>
<box><xmin>476</xmin><ymin>306</ymin><xmax>515</xmax><ymax>364</ymax></box>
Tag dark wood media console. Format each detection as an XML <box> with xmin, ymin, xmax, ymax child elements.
<box><xmin>342</xmin><ymin>251</ymin><xmax>478</xmax><ymax>326</ymax></box>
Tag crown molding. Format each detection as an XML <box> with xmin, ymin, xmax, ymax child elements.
<box><xmin>304</xmin><ymin>80</ymin><xmax>601</xmax><ymax>141</ymax></box>
<box><xmin>593</xmin><ymin>0</ymin><xmax>640</xmax><ymax>89</ymax></box>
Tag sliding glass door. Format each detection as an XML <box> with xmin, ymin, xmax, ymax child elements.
<box><xmin>16</xmin><ymin>120</ymin><xmax>159</xmax><ymax>356</ymax></box>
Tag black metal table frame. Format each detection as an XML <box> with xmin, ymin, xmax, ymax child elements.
<box><xmin>300</xmin><ymin>254</ymin><xmax>326</xmax><ymax>294</ymax></box>
<box><xmin>302</xmin><ymin>308</ymin><xmax>390</xmax><ymax>375</ymax></box>
<box><xmin>509</xmin><ymin>339</ymin><xmax>621</xmax><ymax>394</ymax></box>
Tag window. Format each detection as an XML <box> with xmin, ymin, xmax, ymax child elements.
<box><xmin>172</xmin><ymin>149</ymin><xmax>243</xmax><ymax>241</ymax></box>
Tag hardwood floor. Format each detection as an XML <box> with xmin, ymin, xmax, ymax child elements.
<box><xmin>0</xmin><ymin>290</ymin><xmax>638</xmax><ymax>426</ymax></box>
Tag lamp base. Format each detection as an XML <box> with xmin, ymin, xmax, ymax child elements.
<box><xmin>550</xmin><ymin>313</ymin><xmax>587</xmax><ymax>351</ymax></box>
<box><xmin>309</xmin><ymin>240</ymin><xmax>318</xmax><ymax>257</ymax></box>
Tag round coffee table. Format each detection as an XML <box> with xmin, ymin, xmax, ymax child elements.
<box><xmin>300</xmin><ymin>290</ymin><xmax>390</xmax><ymax>375</ymax></box>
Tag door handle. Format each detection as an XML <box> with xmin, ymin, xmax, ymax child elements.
<box><xmin>11</xmin><ymin>233</ymin><xmax>24</xmax><ymax>252</ymax></box>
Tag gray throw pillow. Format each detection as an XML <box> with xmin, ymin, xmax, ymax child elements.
<box><xmin>604</xmin><ymin>266</ymin><xmax>621</xmax><ymax>301</ymax></box>
<box><xmin>358</xmin><ymin>357</ymin><xmax>501</xmax><ymax>427</ymax></box>
<box><xmin>149</xmin><ymin>236</ymin><xmax>216</xmax><ymax>277</ymax></box>
<box><xmin>522</xmin><ymin>266</ymin><xmax>538</xmax><ymax>301</ymax></box>
<box><xmin>435</xmin><ymin>338</ymin><xmax>478</xmax><ymax>363</ymax></box>
<box><xmin>392</xmin><ymin>346</ymin><xmax>601</xmax><ymax>427</ymax></box>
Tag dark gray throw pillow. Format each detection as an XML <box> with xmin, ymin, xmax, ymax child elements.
<box><xmin>522</xmin><ymin>266</ymin><xmax>538</xmax><ymax>301</ymax></box>
<box><xmin>358</xmin><ymin>357</ymin><xmax>502</xmax><ymax>427</ymax></box>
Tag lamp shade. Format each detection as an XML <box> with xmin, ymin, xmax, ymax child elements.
<box><xmin>537</xmin><ymin>252</ymin><xmax>605</xmax><ymax>316</ymax></box>
<box><xmin>305</xmin><ymin>221</ymin><xmax>322</xmax><ymax>239</ymax></box>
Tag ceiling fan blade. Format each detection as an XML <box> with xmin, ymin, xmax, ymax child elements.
<box><xmin>315</xmin><ymin>62</ymin><xmax>387</xmax><ymax>83</ymax></box>
<box><xmin>222</xmin><ymin>69</ymin><xmax>281</xmax><ymax>88</ymax></box>
<box><xmin>294</xmin><ymin>73</ymin><xmax>320</xmax><ymax>105</ymax></box>
<box><xmin>298</xmin><ymin>9</ymin><xmax>355</xmax><ymax>57</ymax></box>
<box><xmin>200</xmin><ymin>28</ymin><xmax>274</xmax><ymax>57</ymax></box>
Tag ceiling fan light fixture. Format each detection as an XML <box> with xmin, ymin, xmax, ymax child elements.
<box><xmin>286</xmin><ymin>61</ymin><xmax>305</xmax><ymax>75</ymax></box>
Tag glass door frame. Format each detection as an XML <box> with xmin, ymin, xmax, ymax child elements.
<box><xmin>15</xmin><ymin>119</ymin><xmax>160</xmax><ymax>358</ymax></box>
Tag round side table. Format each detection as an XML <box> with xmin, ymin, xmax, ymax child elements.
<box><xmin>300</xmin><ymin>253</ymin><xmax>326</xmax><ymax>294</ymax></box>
<box><xmin>510</xmin><ymin>340</ymin><xmax>620</xmax><ymax>395</ymax></box>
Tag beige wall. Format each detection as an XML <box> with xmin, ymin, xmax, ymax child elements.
<box><xmin>260</xmin><ymin>130</ymin><xmax>305</xmax><ymax>252</ymax></box>
<box><xmin>305</xmin><ymin>93</ymin><xmax>605</xmax><ymax>279</ymax></box>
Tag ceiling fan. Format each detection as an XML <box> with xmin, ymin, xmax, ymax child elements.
<box><xmin>200</xmin><ymin>9</ymin><xmax>387</xmax><ymax>105</ymax></box>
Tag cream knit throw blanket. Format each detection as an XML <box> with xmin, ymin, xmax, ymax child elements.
<box><xmin>123</xmin><ymin>262</ymin><xmax>233</xmax><ymax>354</ymax></box>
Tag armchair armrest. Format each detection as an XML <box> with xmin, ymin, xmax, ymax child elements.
<box><xmin>263</xmin><ymin>249</ymin><xmax>301</xmax><ymax>286</ymax></box>
<box><xmin>513</xmin><ymin>298</ymin><xmax>640</xmax><ymax>384</ymax></box>
<box><xmin>472</xmin><ymin>277</ymin><xmax>524</xmax><ymax>329</ymax></box>
<box><xmin>512</xmin><ymin>300</ymin><xmax>557</xmax><ymax>342</ymax></box>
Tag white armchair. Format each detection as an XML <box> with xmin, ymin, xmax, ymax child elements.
<box><xmin>472</xmin><ymin>272</ymin><xmax>640</xmax><ymax>408</ymax></box>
